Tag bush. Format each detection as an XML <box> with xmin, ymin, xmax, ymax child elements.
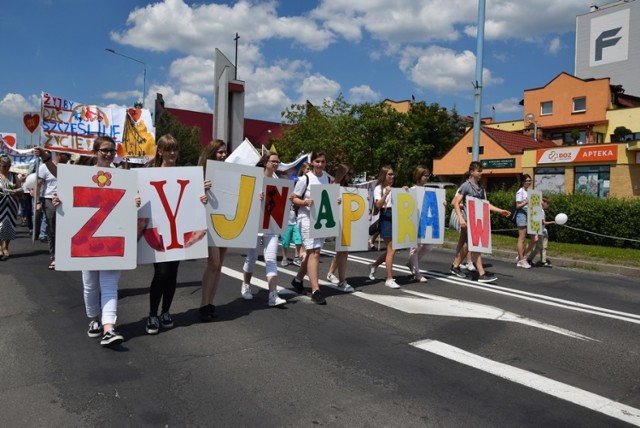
<box><xmin>453</xmin><ymin>189</ymin><xmax>640</xmax><ymax>249</ymax></box>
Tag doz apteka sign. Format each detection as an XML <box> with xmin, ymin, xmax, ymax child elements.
<box><xmin>536</xmin><ymin>145</ymin><xmax>618</xmax><ymax>164</ymax></box>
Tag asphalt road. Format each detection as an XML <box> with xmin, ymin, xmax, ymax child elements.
<box><xmin>1</xmin><ymin>228</ymin><xmax>639</xmax><ymax>427</ymax></box>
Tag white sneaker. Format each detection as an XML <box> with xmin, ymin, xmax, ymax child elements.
<box><xmin>268</xmin><ymin>291</ymin><xmax>286</xmax><ymax>307</ymax></box>
<box><xmin>415</xmin><ymin>275</ymin><xmax>428</xmax><ymax>283</ymax></box>
<box><xmin>292</xmin><ymin>257</ymin><xmax>302</xmax><ymax>267</ymax></box>
<box><xmin>385</xmin><ymin>279</ymin><xmax>400</xmax><ymax>289</ymax></box>
<box><xmin>516</xmin><ymin>259</ymin><xmax>531</xmax><ymax>269</ymax></box>
<box><xmin>368</xmin><ymin>264</ymin><xmax>377</xmax><ymax>280</ymax></box>
<box><xmin>463</xmin><ymin>262</ymin><xmax>476</xmax><ymax>272</ymax></box>
<box><xmin>326</xmin><ymin>272</ymin><xmax>339</xmax><ymax>284</ymax></box>
<box><xmin>281</xmin><ymin>258</ymin><xmax>290</xmax><ymax>267</ymax></box>
<box><xmin>337</xmin><ymin>281</ymin><xmax>355</xmax><ymax>292</ymax></box>
<box><xmin>241</xmin><ymin>282</ymin><xmax>253</xmax><ymax>300</ymax></box>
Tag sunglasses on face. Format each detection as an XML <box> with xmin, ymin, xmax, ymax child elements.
<box><xmin>98</xmin><ymin>148</ymin><xmax>116</xmax><ymax>154</ymax></box>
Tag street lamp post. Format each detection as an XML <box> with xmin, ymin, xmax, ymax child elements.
<box><xmin>105</xmin><ymin>48</ymin><xmax>146</xmax><ymax>108</ymax></box>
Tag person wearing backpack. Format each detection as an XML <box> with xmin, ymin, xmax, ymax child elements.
<box><xmin>290</xmin><ymin>151</ymin><xmax>330</xmax><ymax>304</ymax></box>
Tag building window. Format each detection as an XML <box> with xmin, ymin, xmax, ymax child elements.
<box><xmin>573</xmin><ymin>97</ymin><xmax>586</xmax><ymax>113</ymax></box>
<box><xmin>541</xmin><ymin>101</ymin><xmax>553</xmax><ymax>116</ymax></box>
<box><xmin>594</xmin><ymin>132</ymin><xmax>604</xmax><ymax>144</ymax></box>
<box><xmin>574</xmin><ymin>166</ymin><xmax>610</xmax><ymax>198</ymax></box>
<box><xmin>466</xmin><ymin>146</ymin><xmax>484</xmax><ymax>154</ymax></box>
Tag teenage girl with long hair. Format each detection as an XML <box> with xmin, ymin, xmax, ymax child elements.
<box><xmin>198</xmin><ymin>139</ymin><xmax>226</xmax><ymax>321</ymax></box>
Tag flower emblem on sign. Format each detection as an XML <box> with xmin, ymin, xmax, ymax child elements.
<box><xmin>92</xmin><ymin>170</ymin><xmax>112</xmax><ymax>188</ymax></box>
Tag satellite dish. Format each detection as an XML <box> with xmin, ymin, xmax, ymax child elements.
<box><xmin>525</xmin><ymin>113</ymin><xmax>535</xmax><ymax>124</ymax></box>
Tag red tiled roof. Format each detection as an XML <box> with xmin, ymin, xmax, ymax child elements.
<box><xmin>483</xmin><ymin>127</ymin><xmax>556</xmax><ymax>154</ymax></box>
<box><xmin>165</xmin><ymin>107</ymin><xmax>289</xmax><ymax>148</ymax></box>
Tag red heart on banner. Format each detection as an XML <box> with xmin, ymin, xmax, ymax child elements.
<box><xmin>2</xmin><ymin>135</ymin><xmax>16</xmax><ymax>147</ymax></box>
<box><xmin>23</xmin><ymin>113</ymin><xmax>41</xmax><ymax>134</ymax></box>
<box><xmin>127</xmin><ymin>108</ymin><xmax>142</xmax><ymax>122</ymax></box>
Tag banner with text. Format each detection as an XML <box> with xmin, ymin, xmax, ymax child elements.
<box><xmin>55</xmin><ymin>164</ymin><xmax>138</xmax><ymax>271</ymax></box>
<box><xmin>137</xmin><ymin>167</ymin><xmax>208</xmax><ymax>264</ymax></box>
<box><xmin>335</xmin><ymin>187</ymin><xmax>370</xmax><ymax>252</ymax></box>
<box><xmin>308</xmin><ymin>184</ymin><xmax>340</xmax><ymax>239</ymax></box>
<box><xmin>465</xmin><ymin>197</ymin><xmax>493</xmax><ymax>254</ymax></box>
<box><xmin>40</xmin><ymin>92</ymin><xmax>156</xmax><ymax>159</ymax></box>
<box><xmin>205</xmin><ymin>161</ymin><xmax>263</xmax><ymax>248</ymax></box>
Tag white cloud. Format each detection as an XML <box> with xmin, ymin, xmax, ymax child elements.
<box><xmin>112</xmin><ymin>0</ymin><xmax>334</xmax><ymax>58</ymax></box>
<box><xmin>399</xmin><ymin>46</ymin><xmax>503</xmax><ymax>93</ymax></box>
<box><xmin>169</xmin><ymin>56</ymin><xmax>216</xmax><ymax>95</ymax></box>
<box><xmin>103</xmin><ymin>0</ymin><xmax>588</xmax><ymax>122</ymax></box>
<box><xmin>296</xmin><ymin>74</ymin><xmax>341</xmax><ymax>106</ymax></box>
<box><xmin>152</xmin><ymin>84</ymin><xmax>212</xmax><ymax>113</ymax></box>
<box><xmin>314</xmin><ymin>0</ymin><xmax>586</xmax><ymax>44</ymax></box>
<box><xmin>490</xmin><ymin>97</ymin><xmax>523</xmax><ymax>114</ymax></box>
<box><xmin>548</xmin><ymin>36</ymin><xmax>561</xmax><ymax>55</ymax></box>
<box><xmin>348</xmin><ymin>85</ymin><xmax>380</xmax><ymax>103</ymax></box>
<box><xmin>0</xmin><ymin>93</ymin><xmax>40</xmax><ymax>119</ymax></box>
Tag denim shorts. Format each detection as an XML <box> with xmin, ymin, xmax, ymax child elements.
<box><xmin>379</xmin><ymin>209</ymin><xmax>392</xmax><ymax>239</ymax></box>
<box><xmin>516</xmin><ymin>211</ymin><xmax>527</xmax><ymax>228</ymax></box>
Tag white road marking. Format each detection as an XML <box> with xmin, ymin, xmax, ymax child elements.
<box><xmin>230</xmin><ymin>261</ymin><xmax>592</xmax><ymax>340</ymax></box>
<box><xmin>354</xmin><ymin>290</ymin><xmax>593</xmax><ymax>340</ymax></box>
<box><xmin>410</xmin><ymin>339</ymin><xmax>640</xmax><ymax>426</ymax></box>
<box><xmin>321</xmin><ymin>249</ymin><xmax>640</xmax><ymax>325</ymax></box>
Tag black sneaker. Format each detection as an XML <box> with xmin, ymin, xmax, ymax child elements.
<box><xmin>160</xmin><ymin>312</ymin><xmax>174</xmax><ymax>329</ymax></box>
<box><xmin>541</xmin><ymin>260</ymin><xmax>552</xmax><ymax>268</ymax></box>
<box><xmin>450</xmin><ymin>265</ymin><xmax>467</xmax><ymax>278</ymax></box>
<box><xmin>87</xmin><ymin>320</ymin><xmax>102</xmax><ymax>338</ymax></box>
<box><xmin>291</xmin><ymin>278</ymin><xmax>305</xmax><ymax>294</ymax></box>
<box><xmin>100</xmin><ymin>329</ymin><xmax>124</xmax><ymax>346</ymax></box>
<box><xmin>477</xmin><ymin>272</ymin><xmax>497</xmax><ymax>283</ymax></box>
<box><xmin>146</xmin><ymin>316</ymin><xmax>160</xmax><ymax>335</ymax></box>
<box><xmin>199</xmin><ymin>304</ymin><xmax>216</xmax><ymax>322</ymax></box>
<box><xmin>311</xmin><ymin>290</ymin><xmax>326</xmax><ymax>305</ymax></box>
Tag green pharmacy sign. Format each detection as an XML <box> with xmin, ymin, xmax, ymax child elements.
<box><xmin>481</xmin><ymin>158</ymin><xmax>515</xmax><ymax>169</ymax></box>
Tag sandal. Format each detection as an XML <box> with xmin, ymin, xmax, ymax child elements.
<box><xmin>48</xmin><ymin>261</ymin><xmax>56</xmax><ymax>270</ymax></box>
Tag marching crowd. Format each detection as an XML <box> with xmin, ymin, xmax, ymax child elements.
<box><xmin>0</xmin><ymin>135</ymin><xmax>554</xmax><ymax>348</ymax></box>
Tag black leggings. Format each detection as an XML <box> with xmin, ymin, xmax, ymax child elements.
<box><xmin>149</xmin><ymin>261</ymin><xmax>180</xmax><ymax>316</ymax></box>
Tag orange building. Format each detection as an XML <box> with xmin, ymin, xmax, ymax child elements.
<box><xmin>434</xmin><ymin>72</ymin><xmax>640</xmax><ymax>197</ymax></box>
<box><xmin>433</xmin><ymin>127</ymin><xmax>555</xmax><ymax>190</ymax></box>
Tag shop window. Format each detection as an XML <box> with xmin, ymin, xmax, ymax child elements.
<box><xmin>574</xmin><ymin>166</ymin><xmax>610</xmax><ymax>198</ymax></box>
<box><xmin>541</xmin><ymin>101</ymin><xmax>553</xmax><ymax>116</ymax></box>
<box><xmin>573</xmin><ymin>97</ymin><xmax>586</xmax><ymax>113</ymax></box>
<box><xmin>534</xmin><ymin>167</ymin><xmax>565</xmax><ymax>194</ymax></box>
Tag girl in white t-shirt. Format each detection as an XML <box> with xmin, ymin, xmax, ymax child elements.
<box><xmin>291</xmin><ymin>151</ymin><xmax>329</xmax><ymax>305</ymax></box>
<box><xmin>368</xmin><ymin>165</ymin><xmax>401</xmax><ymax>289</ymax></box>
<box><xmin>515</xmin><ymin>173</ymin><xmax>538</xmax><ymax>268</ymax></box>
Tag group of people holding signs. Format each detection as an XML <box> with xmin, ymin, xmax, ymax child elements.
<box><xmin>46</xmin><ymin>136</ymin><xmax>516</xmax><ymax>347</ymax></box>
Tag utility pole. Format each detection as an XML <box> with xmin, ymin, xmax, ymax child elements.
<box><xmin>471</xmin><ymin>0</ymin><xmax>486</xmax><ymax>162</ymax></box>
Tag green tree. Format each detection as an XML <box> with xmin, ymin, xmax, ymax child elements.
<box><xmin>277</xmin><ymin>95</ymin><xmax>353</xmax><ymax>173</ymax></box>
<box><xmin>348</xmin><ymin>102</ymin><xmax>407</xmax><ymax>181</ymax></box>
<box><xmin>275</xmin><ymin>97</ymin><xmax>467</xmax><ymax>185</ymax></box>
<box><xmin>612</xmin><ymin>126</ymin><xmax>632</xmax><ymax>142</ymax></box>
<box><xmin>155</xmin><ymin>110</ymin><xmax>202</xmax><ymax>166</ymax></box>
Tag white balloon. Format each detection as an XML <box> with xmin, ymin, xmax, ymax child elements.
<box><xmin>555</xmin><ymin>213</ymin><xmax>568</xmax><ymax>225</ymax></box>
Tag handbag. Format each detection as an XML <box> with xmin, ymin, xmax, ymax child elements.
<box><xmin>508</xmin><ymin>203</ymin><xmax>519</xmax><ymax>224</ymax></box>
<box><xmin>448</xmin><ymin>210</ymin><xmax>460</xmax><ymax>231</ymax></box>
<box><xmin>368</xmin><ymin>219</ymin><xmax>380</xmax><ymax>236</ymax></box>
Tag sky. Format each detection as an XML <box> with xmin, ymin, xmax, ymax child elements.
<box><xmin>1</xmin><ymin>0</ymin><xmax>593</xmax><ymax>147</ymax></box>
